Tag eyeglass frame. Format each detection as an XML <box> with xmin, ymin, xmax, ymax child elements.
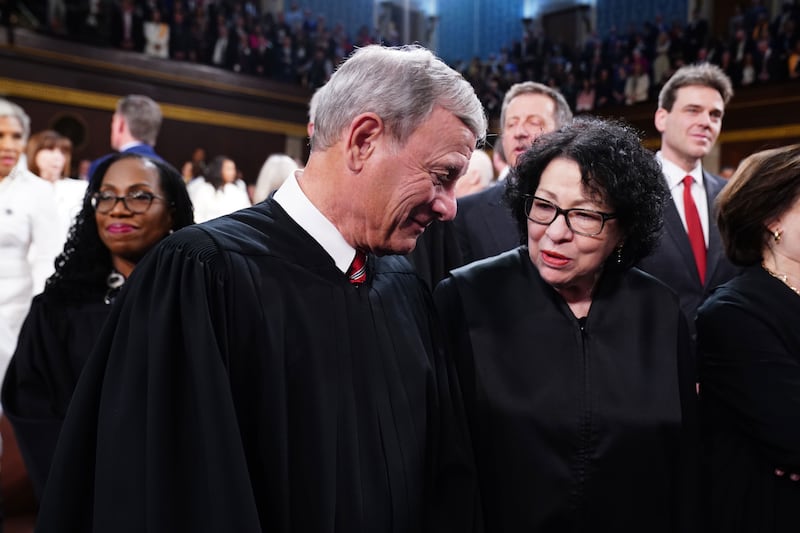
<box><xmin>90</xmin><ymin>190</ymin><xmax>169</xmax><ymax>214</ymax></box>
<box><xmin>524</xmin><ymin>195</ymin><xmax>617</xmax><ymax>237</ymax></box>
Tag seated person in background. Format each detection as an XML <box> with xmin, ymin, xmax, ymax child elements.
<box><xmin>435</xmin><ymin>117</ymin><xmax>698</xmax><ymax>532</ymax></box>
<box><xmin>454</xmin><ymin>149</ymin><xmax>494</xmax><ymax>198</ymax></box>
<box><xmin>1</xmin><ymin>153</ymin><xmax>193</xmax><ymax>501</ymax></box>
<box><xmin>26</xmin><ymin>130</ymin><xmax>88</xmax><ymax>247</ymax></box>
<box><xmin>697</xmin><ymin>143</ymin><xmax>800</xmax><ymax>533</ymax></box>
<box><xmin>188</xmin><ymin>154</ymin><xmax>251</xmax><ymax>222</ymax></box>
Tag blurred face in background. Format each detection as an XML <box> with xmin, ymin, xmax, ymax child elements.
<box><xmin>34</xmin><ymin>147</ymin><xmax>67</xmax><ymax>182</ymax></box>
<box><xmin>501</xmin><ymin>93</ymin><xmax>558</xmax><ymax>167</ymax></box>
<box><xmin>0</xmin><ymin>116</ymin><xmax>25</xmax><ymax>178</ymax></box>
<box><xmin>221</xmin><ymin>159</ymin><xmax>237</xmax><ymax>184</ymax></box>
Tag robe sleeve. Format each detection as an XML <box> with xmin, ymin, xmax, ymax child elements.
<box><xmin>675</xmin><ymin>310</ymin><xmax>700</xmax><ymax>533</ymax></box>
<box><xmin>35</xmin><ymin>229</ymin><xmax>263</xmax><ymax>533</ymax></box>
<box><xmin>698</xmin><ymin>296</ymin><xmax>800</xmax><ymax>468</ymax></box>
<box><xmin>425</xmin><ymin>278</ymin><xmax>483</xmax><ymax>533</ymax></box>
<box><xmin>430</xmin><ymin>277</ymin><xmax>483</xmax><ymax>531</ymax></box>
<box><xmin>2</xmin><ymin>296</ymin><xmax>74</xmax><ymax>501</ymax></box>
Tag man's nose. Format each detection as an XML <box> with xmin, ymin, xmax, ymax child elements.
<box><xmin>433</xmin><ymin>187</ymin><xmax>458</xmax><ymax>222</ymax></box>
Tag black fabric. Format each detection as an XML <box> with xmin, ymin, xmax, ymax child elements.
<box><xmin>636</xmin><ymin>171</ymin><xmax>740</xmax><ymax>343</ymax></box>
<box><xmin>34</xmin><ymin>200</ymin><xmax>478</xmax><ymax>533</ymax></box>
<box><xmin>405</xmin><ymin>219</ymin><xmax>464</xmax><ymax>291</ymax></box>
<box><xmin>1</xmin><ymin>291</ymin><xmax>110</xmax><ymax>501</ymax></box>
<box><xmin>434</xmin><ymin>248</ymin><xmax>698</xmax><ymax>532</ymax></box>
<box><xmin>697</xmin><ymin>266</ymin><xmax>800</xmax><ymax>532</ymax></box>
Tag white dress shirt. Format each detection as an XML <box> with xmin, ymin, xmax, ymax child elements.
<box><xmin>657</xmin><ymin>151</ymin><xmax>709</xmax><ymax>246</ymax></box>
<box><xmin>273</xmin><ymin>170</ymin><xmax>357</xmax><ymax>274</ymax></box>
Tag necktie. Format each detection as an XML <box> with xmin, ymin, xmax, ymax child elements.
<box><xmin>682</xmin><ymin>175</ymin><xmax>706</xmax><ymax>284</ymax></box>
<box><xmin>347</xmin><ymin>250</ymin><xmax>367</xmax><ymax>285</ymax></box>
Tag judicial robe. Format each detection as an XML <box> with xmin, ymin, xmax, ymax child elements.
<box><xmin>434</xmin><ymin>248</ymin><xmax>698</xmax><ymax>533</ymax></box>
<box><xmin>2</xmin><ymin>289</ymin><xmax>110</xmax><ymax>500</ymax></box>
<box><xmin>35</xmin><ymin>200</ymin><xmax>477</xmax><ymax>533</ymax></box>
<box><xmin>697</xmin><ymin>266</ymin><xmax>800</xmax><ymax>532</ymax></box>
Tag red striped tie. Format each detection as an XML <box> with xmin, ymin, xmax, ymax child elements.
<box><xmin>683</xmin><ymin>175</ymin><xmax>706</xmax><ymax>284</ymax></box>
<box><xmin>347</xmin><ymin>250</ymin><xmax>367</xmax><ymax>285</ymax></box>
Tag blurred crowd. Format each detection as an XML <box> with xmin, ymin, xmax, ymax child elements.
<box><xmin>25</xmin><ymin>0</ymin><xmax>800</xmax><ymax>122</ymax></box>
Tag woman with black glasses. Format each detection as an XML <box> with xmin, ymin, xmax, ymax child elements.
<box><xmin>1</xmin><ymin>152</ymin><xmax>193</xmax><ymax>501</ymax></box>
<box><xmin>434</xmin><ymin>117</ymin><xmax>698</xmax><ymax>532</ymax></box>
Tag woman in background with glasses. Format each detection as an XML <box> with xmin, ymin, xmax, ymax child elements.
<box><xmin>1</xmin><ymin>152</ymin><xmax>193</xmax><ymax>501</ymax></box>
<box><xmin>434</xmin><ymin>117</ymin><xmax>698</xmax><ymax>532</ymax></box>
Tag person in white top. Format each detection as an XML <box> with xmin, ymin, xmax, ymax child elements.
<box><xmin>0</xmin><ymin>99</ymin><xmax>61</xmax><ymax>384</ymax></box>
<box><xmin>188</xmin><ymin>155</ymin><xmax>251</xmax><ymax>223</ymax></box>
<box><xmin>26</xmin><ymin>130</ymin><xmax>88</xmax><ymax>247</ymax></box>
<box><xmin>143</xmin><ymin>8</ymin><xmax>169</xmax><ymax>59</ymax></box>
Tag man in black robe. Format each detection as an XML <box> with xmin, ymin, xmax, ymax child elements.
<box><xmin>35</xmin><ymin>44</ymin><xmax>487</xmax><ymax>533</ymax></box>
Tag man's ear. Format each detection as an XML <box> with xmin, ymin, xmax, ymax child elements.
<box><xmin>654</xmin><ymin>108</ymin><xmax>668</xmax><ymax>134</ymax></box>
<box><xmin>345</xmin><ymin>112</ymin><xmax>383</xmax><ymax>172</ymax></box>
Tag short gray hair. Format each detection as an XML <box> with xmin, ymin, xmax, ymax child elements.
<box><xmin>0</xmin><ymin>98</ymin><xmax>31</xmax><ymax>142</ymax></box>
<box><xmin>499</xmin><ymin>81</ymin><xmax>573</xmax><ymax>133</ymax></box>
<box><xmin>311</xmin><ymin>45</ymin><xmax>486</xmax><ymax>150</ymax></box>
<box><xmin>117</xmin><ymin>94</ymin><xmax>163</xmax><ymax>146</ymax></box>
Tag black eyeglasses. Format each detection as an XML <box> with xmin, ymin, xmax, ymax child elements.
<box><xmin>91</xmin><ymin>191</ymin><xmax>167</xmax><ymax>214</ymax></box>
<box><xmin>524</xmin><ymin>195</ymin><xmax>617</xmax><ymax>237</ymax></box>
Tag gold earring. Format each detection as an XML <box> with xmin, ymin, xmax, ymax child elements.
<box><xmin>774</xmin><ymin>230</ymin><xmax>783</xmax><ymax>243</ymax></box>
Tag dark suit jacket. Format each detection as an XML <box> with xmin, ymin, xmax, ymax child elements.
<box><xmin>87</xmin><ymin>144</ymin><xmax>163</xmax><ymax>184</ymax></box>
<box><xmin>636</xmin><ymin>170</ymin><xmax>740</xmax><ymax>341</ymax></box>
<box><xmin>453</xmin><ymin>181</ymin><xmax>521</xmax><ymax>265</ymax></box>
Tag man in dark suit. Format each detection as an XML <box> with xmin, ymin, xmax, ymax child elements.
<box><xmin>407</xmin><ymin>82</ymin><xmax>572</xmax><ymax>289</ymax></box>
<box><xmin>88</xmin><ymin>94</ymin><xmax>163</xmax><ymax>182</ymax></box>
<box><xmin>637</xmin><ymin>63</ymin><xmax>739</xmax><ymax>341</ymax></box>
<box><xmin>454</xmin><ymin>82</ymin><xmax>573</xmax><ymax>265</ymax></box>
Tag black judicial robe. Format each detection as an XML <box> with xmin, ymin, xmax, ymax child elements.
<box><xmin>35</xmin><ymin>200</ymin><xmax>477</xmax><ymax>533</ymax></box>
<box><xmin>434</xmin><ymin>248</ymin><xmax>698</xmax><ymax>533</ymax></box>
<box><xmin>697</xmin><ymin>266</ymin><xmax>800</xmax><ymax>532</ymax></box>
<box><xmin>2</xmin><ymin>290</ymin><xmax>110</xmax><ymax>500</ymax></box>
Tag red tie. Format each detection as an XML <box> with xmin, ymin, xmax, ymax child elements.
<box><xmin>682</xmin><ymin>175</ymin><xmax>706</xmax><ymax>284</ymax></box>
<box><xmin>347</xmin><ymin>250</ymin><xmax>367</xmax><ymax>285</ymax></box>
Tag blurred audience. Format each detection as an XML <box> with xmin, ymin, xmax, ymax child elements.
<box><xmin>189</xmin><ymin>154</ymin><xmax>250</xmax><ymax>222</ymax></box>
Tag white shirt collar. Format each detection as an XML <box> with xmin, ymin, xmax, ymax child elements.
<box><xmin>272</xmin><ymin>169</ymin><xmax>356</xmax><ymax>274</ymax></box>
<box><xmin>656</xmin><ymin>151</ymin><xmax>704</xmax><ymax>191</ymax></box>
<box><xmin>119</xmin><ymin>141</ymin><xmax>147</xmax><ymax>152</ymax></box>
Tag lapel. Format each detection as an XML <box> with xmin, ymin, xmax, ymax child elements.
<box><xmin>476</xmin><ymin>182</ymin><xmax>515</xmax><ymax>252</ymax></box>
<box><xmin>703</xmin><ymin>170</ymin><xmax>726</xmax><ymax>287</ymax></box>
<box><xmin>662</xmin><ymin>196</ymin><xmax>702</xmax><ymax>284</ymax></box>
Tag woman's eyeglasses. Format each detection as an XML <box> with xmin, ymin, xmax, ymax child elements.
<box><xmin>524</xmin><ymin>195</ymin><xmax>617</xmax><ymax>237</ymax></box>
<box><xmin>91</xmin><ymin>191</ymin><xmax>166</xmax><ymax>214</ymax></box>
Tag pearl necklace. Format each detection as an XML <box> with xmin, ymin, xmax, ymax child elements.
<box><xmin>762</xmin><ymin>263</ymin><xmax>800</xmax><ymax>296</ymax></box>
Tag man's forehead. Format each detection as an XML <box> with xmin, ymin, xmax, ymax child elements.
<box><xmin>506</xmin><ymin>93</ymin><xmax>555</xmax><ymax>116</ymax></box>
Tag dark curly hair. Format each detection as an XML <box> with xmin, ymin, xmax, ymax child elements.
<box><xmin>505</xmin><ymin>116</ymin><xmax>667</xmax><ymax>272</ymax></box>
<box><xmin>45</xmin><ymin>153</ymin><xmax>194</xmax><ymax>301</ymax></box>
